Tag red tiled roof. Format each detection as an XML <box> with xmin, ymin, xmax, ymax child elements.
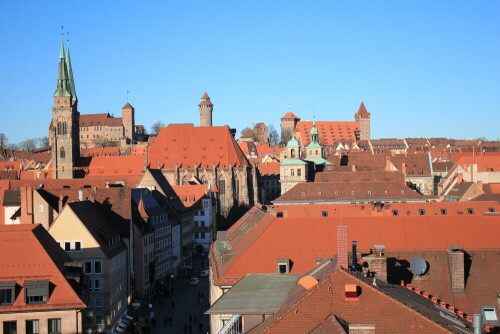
<box><xmin>315</xmin><ymin>171</ymin><xmax>405</xmax><ymax>183</ymax></box>
<box><xmin>355</xmin><ymin>101</ymin><xmax>370</xmax><ymax>118</ymax></box>
<box><xmin>122</xmin><ymin>103</ymin><xmax>133</xmax><ymax>109</ymax></box>
<box><xmin>454</xmin><ymin>156</ymin><xmax>500</xmax><ymax>172</ymax></box>
<box><xmin>257</xmin><ymin>162</ymin><xmax>280</xmax><ymax>175</ymax></box>
<box><xmin>201</xmin><ymin>92</ymin><xmax>210</xmax><ymax>99</ymax></box>
<box><xmin>255</xmin><ymin>143</ymin><xmax>283</xmax><ymax>158</ymax></box>
<box><xmin>211</xmin><ymin>203</ymin><xmax>500</xmax><ymax>285</ymax></box>
<box><xmin>295</xmin><ymin>121</ymin><xmax>359</xmax><ymax>147</ymax></box>
<box><xmin>281</xmin><ymin>112</ymin><xmax>300</xmax><ymax>120</ymax></box>
<box><xmin>0</xmin><ymin>224</ymin><xmax>86</xmax><ymax>312</ymax></box>
<box><xmin>80</xmin><ymin>147</ymin><xmax>121</xmax><ymax>157</ymax></box>
<box><xmin>148</xmin><ymin>124</ymin><xmax>249</xmax><ymax>168</ymax></box>
<box><xmin>171</xmin><ymin>184</ymin><xmax>208</xmax><ymax>208</ymax></box>
<box><xmin>104</xmin><ymin>117</ymin><xmax>123</xmax><ymax>127</ymax></box>
<box><xmin>85</xmin><ymin>155</ymin><xmax>145</xmax><ymax>177</ymax></box>
<box><xmin>199</xmin><ymin>100</ymin><xmax>213</xmax><ymax>106</ymax></box>
<box><xmin>79</xmin><ymin>113</ymin><xmax>109</xmax><ymax>127</ymax></box>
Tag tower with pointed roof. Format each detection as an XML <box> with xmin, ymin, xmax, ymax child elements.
<box><xmin>280</xmin><ymin>111</ymin><xmax>301</xmax><ymax>144</ymax></box>
<box><xmin>354</xmin><ymin>102</ymin><xmax>371</xmax><ymax>141</ymax></box>
<box><xmin>50</xmin><ymin>41</ymin><xmax>80</xmax><ymax>179</ymax></box>
<box><xmin>199</xmin><ymin>92</ymin><xmax>213</xmax><ymax>127</ymax></box>
<box><xmin>304</xmin><ymin>120</ymin><xmax>329</xmax><ymax>165</ymax></box>
<box><xmin>122</xmin><ymin>103</ymin><xmax>135</xmax><ymax>144</ymax></box>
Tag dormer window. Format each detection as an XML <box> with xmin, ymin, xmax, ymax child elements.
<box><xmin>0</xmin><ymin>281</ymin><xmax>15</xmax><ymax>305</ymax></box>
<box><xmin>277</xmin><ymin>258</ymin><xmax>291</xmax><ymax>274</ymax></box>
<box><xmin>467</xmin><ymin>208</ymin><xmax>474</xmax><ymax>215</ymax></box>
<box><xmin>24</xmin><ymin>280</ymin><xmax>49</xmax><ymax>304</ymax></box>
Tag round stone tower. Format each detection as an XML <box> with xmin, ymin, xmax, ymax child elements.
<box><xmin>199</xmin><ymin>92</ymin><xmax>213</xmax><ymax>127</ymax></box>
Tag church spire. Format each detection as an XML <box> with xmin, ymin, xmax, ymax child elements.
<box><xmin>54</xmin><ymin>41</ymin><xmax>71</xmax><ymax>97</ymax></box>
<box><xmin>65</xmin><ymin>46</ymin><xmax>78</xmax><ymax>101</ymax></box>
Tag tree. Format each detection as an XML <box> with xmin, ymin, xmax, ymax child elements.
<box><xmin>240</xmin><ymin>127</ymin><xmax>252</xmax><ymax>138</ymax></box>
<box><xmin>0</xmin><ymin>133</ymin><xmax>8</xmax><ymax>147</ymax></box>
<box><xmin>151</xmin><ymin>121</ymin><xmax>165</xmax><ymax>135</ymax></box>
<box><xmin>281</xmin><ymin>129</ymin><xmax>293</xmax><ymax>145</ymax></box>
<box><xmin>268</xmin><ymin>124</ymin><xmax>279</xmax><ymax>146</ymax></box>
<box><xmin>19</xmin><ymin>138</ymin><xmax>38</xmax><ymax>151</ymax></box>
<box><xmin>92</xmin><ymin>137</ymin><xmax>117</xmax><ymax>148</ymax></box>
<box><xmin>39</xmin><ymin>136</ymin><xmax>49</xmax><ymax>147</ymax></box>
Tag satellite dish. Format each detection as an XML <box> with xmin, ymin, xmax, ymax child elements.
<box><xmin>410</xmin><ymin>256</ymin><xmax>427</xmax><ymax>277</ymax></box>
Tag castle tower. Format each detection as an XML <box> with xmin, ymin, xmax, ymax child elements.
<box><xmin>199</xmin><ymin>92</ymin><xmax>213</xmax><ymax>127</ymax></box>
<box><xmin>122</xmin><ymin>103</ymin><xmax>135</xmax><ymax>144</ymax></box>
<box><xmin>305</xmin><ymin>120</ymin><xmax>324</xmax><ymax>159</ymax></box>
<box><xmin>50</xmin><ymin>41</ymin><xmax>80</xmax><ymax>179</ymax></box>
<box><xmin>354</xmin><ymin>102</ymin><xmax>371</xmax><ymax>141</ymax></box>
<box><xmin>280</xmin><ymin>112</ymin><xmax>300</xmax><ymax>143</ymax></box>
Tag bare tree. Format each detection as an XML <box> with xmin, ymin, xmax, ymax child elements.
<box><xmin>19</xmin><ymin>138</ymin><xmax>38</xmax><ymax>151</ymax></box>
<box><xmin>268</xmin><ymin>124</ymin><xmax>279</xmax><ymax>146</ymax></box>
<box><xmin>39</xmin><ymin>136</ymin><xmax>49</xmax><ymax>147</ymax></box>
<box><xmin>281</xmin><ymin>129</ymin><xmax>293</xmax><ymax>145</ymax></box>
<box><xmin>151</xmin><ymin>121</ymin><xmax>165</xmax><ymax>135</ymax></box>
<box><xmin>92</xmin><ymin>137</ymin><xmax>118</xmax><ymax>148</ymax></box>
<box><xmin>0</xmin><ymin>133</ymin><xmax>8</xmax><ymax>147</ymax></box>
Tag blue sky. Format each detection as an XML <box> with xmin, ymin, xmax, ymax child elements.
<box><xmin>1</xmin><ymin>1</ymin><xmax>499</xmax><ymax>144</ymax></box>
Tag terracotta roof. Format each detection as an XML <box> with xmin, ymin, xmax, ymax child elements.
<box><xmin>274</xmin><ymin>182</ymin><xmax>425</xmax><ymax>204</ymax></box>
<box><xmin>257</xmin><ymin>161</ymin><xmax>280</xmax><ymax>176</ymax></box>
<box><xmin>315</xmin><ymin>171</ymin><xmax>405</xmax><ymax>183</ymax></box>
<box><xmin>104</xmin><ymin>117</ymin><xmax>123</xmax><ymax>127</ymax></box>
<box><xmin>0</xmin><ymin>224</ymin><xmax>86</xmax><ymax>312</ymax></box>
<box><xmin>79</xmin><ymin>113</ymin><xmax>109</xmax><ymax>127</ymax></box>
<box><xmin>201</xmin><ymin>92</ymin><xmax>210</xmax><ymax>99</ymax></box>
<box><xmin>295</xmin><ymin>121</ymin><xmax>359</xmax><ymax>147</ymax></box>
<box><xmin>171</xmin><ymin>184</ymin><xmax>208</xmax><ymax>208</ymax></box>
<box><xmin>281</xmin><ymin>112</ymin><xmax>300</xmax><ymax>120</ymax></box>
<box><xmin>85</xmin><ymin>155</ymin><xmax>145</xmax><ymax>177</ymax></box>
<box><xmin>370</xmin><ymin>138</ymin><xmax>407</xmax><ymax>148</ymax></box>
<box><xmin>122</xmin><ymin>103</ymin><xmax>134</xmax><ymax>109</ymax></box>
<box><xmin>454</xmin><ymin>156</ymin><xmax>500</xmax><ymax>172</ymax></box>
<box><xmin>11</xmin><ymin>176</ymin><xmax>142</xmax><ymax>190</ymax></box>
<box><xmin>211</xmin><ymin>203</ymin><xmax>500</xmax><ymax>285</ymax></box>
<box><xmin>433</xmin><ymin>161</ymin><xmax>454</xmax><ymax>173</ymax></box>
<box><xmin>147</xmin><ymin>124</ymin><xmax>249</xmax><ymax>168</ymax></box>
<box><xmin>80</xmin><ymin>147</ymin><xmax>121</xmax><ymax>157</ymax></box>
<box><xmin>482</xmin><ymin>183</ymin><xmax>500</xmax><ymax>194</ymax></box>
<box><xmin>355</xmin><ymin>101</ymin><xmax>370</xmax><ymax>118</ymax></box>
<box><xmin>198</xmin><ymin>100</ymin><xmax>213</xmax><ymax>106</ymax></box>
<box><xmin>254</xmin><ymin>268</ymin><xmax>460</xmax><ymax>334</ymax></box>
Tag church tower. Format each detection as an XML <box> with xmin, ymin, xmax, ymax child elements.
<box><xmin>122</xmin><ymin>103</ymin><xmax>135</xmax><ymax>144</ymax></box>
<box><xmin>50</xmin><ymin>41</ymin><xmax>80</xmax><ymax>179</ymax></box>
<box><xmin>199</xmin><ymin>92</ymin><xmax>213</xmax><ymax>127</ymax></box>
<box><xmin>354</xmin><ymin>102</ymin><xmax>371</xmax><ymax>141</ymax></box>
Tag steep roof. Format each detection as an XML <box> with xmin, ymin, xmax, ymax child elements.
<box><xmin>455</xmin><ymin>156</ymin><xmax>500</xmax><ymax>172</ymax></box>
<box><xmin>147</xmin><ymin>124</ymin><xmax>250</xmax><ymax>168</ymax></box>
<box><xmin>257</xmin><ymin>161</ymin><xmax>280</xmax><ymax>176</ymax></box>
<box><xmin>0</xmin><ymin>224</ymin><xmax>86</xmax><ymax>312</ymax></box>
<box><xmin>79</xmin><ymin>113</ymin><xmax>109</xmax><ymax>127</ymax></box>
<box><xmin>171</xmin><ymin>184</ymin><xmax>209</xmax><ymax>208</ymax></box>
<box><xmin>355</xmin><ymin>101</ymin><xmax>370</xmax><ymax>118</ymax></box>
<box><xmin>85</xmin><ymin>155</ymin><xmax>145</xmax><ymax>177</ymax></box>
<box><xmin>295</xmin><ymin>121</ymin><xmax>359</xmax><ymax>147</ymax></box>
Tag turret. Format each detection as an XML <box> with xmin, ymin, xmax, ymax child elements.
<box><xmin>199</xmin><ymin>92</ymin><xmax>213</xmax><ymax>127</ymax></box>
<box><xmin>354</xmin><ymin>102</ymin><xmax>371</xmax><ymax>141</ymax></box>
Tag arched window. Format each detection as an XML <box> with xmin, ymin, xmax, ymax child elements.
<box><xmin>234</xmin><ymin>176</ymin><xmax>240</xmax><ymax>202</ymax></box>
<box><xmin>57</xmin><ymin>121</ymin><xmax>67</xmax><ymax>135</ymax></box>
<box><xmin>291</xmin><ymin>149</ymin><xmax>295</xmax><ymax>158</ymax></box>
<box><xmin>57</xmin><ymin>122</ymin><xmax>62</xmax><ymax>134</ymax></box>
<box><xmin>60</xmin><ymin>147</ymin><xmax>65</xmax><ymax>159</ymax></box>
<box><xmin>62</xmin><ymin>122</ymin><xmax>67</xmax><ymax>134</ymax></box>
<box><xmin>217</xmin><ymin>178</ymin><xmax>226</xmax><ymax>197</ymax></box>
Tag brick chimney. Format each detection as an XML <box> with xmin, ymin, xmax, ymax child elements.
<box><xmin>457</xmin><ymin>173</ymin><xmax>463</xmax><ymax>184</ymax></box>
<box><xmin>401</xmin><ymin>162</ymin><xmax>407</xmax><ymax>175</ymax></box>
<box><xmin>362</xmin><ymin>245</ymin><xmax>387</xmax><ymax>282</ymax></box>
<box><xmin>349</xmin><ymin>324</ymin><xmax>375</xmax><ymax>334</ymax></box>
<box><xmin>448</xmin><ymin>246</ymin><xmax>465</xmax><ymax>294</ymax></box>
<box><xmin>337</xmin><ymin>226</ymin><xmax>348</xmax><ymax>269</ymax></box>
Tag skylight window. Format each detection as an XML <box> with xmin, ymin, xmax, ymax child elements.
<box><xmin>482</xmin><ymin>306</ymin><xmax>499</xmax><ymax>323</ymax></box>
<box><xmin>419</xmin><ymin>209</ymin><xmax>425</xmax><ymax>216</ymax></box>
<box><xmin>441</xmin><ymin>209</ymin><xmax>447</xmax><ymax>215</ymax></box>
<box><xmin>467</xmin><ymin>208</ymin><xmax>474</xmax><ymax>215</ymax></box>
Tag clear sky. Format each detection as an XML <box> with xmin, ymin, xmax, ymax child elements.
<box><xmin>1</xmin><ymin>1</ymin><xmax>499</xmax><ymax>144</ymax></box>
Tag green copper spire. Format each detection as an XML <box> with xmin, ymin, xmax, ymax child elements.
<box><xmin>54</xmin><ymin>41</ymin><xmax>71</xmax><ymax>97</ymax></box>
<box><xmin>65</xmin><ymin>46</ymin><xmax>78</xmax><ymax>101</ymax></box>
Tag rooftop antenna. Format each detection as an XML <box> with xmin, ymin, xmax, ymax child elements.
<box><xmin>410</xmin><ymin>256</ymin><xmax>428</xmax><ymax>279</ymax></box>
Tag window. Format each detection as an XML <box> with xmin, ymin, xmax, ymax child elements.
<box><xmin>467</xmin><ymin>208</ymin><xmax>474</xmax><ymax>215</ymax></box>
<box><xmin>94</xmin><ymin>279</ymin><xmax>102</xmax><ymax>291</ymax></box>
<box><xmin>201</xmin><ymin>221</ymin><xmax>205</xmax><ymax>227</ymax></box>
<box><xmin>489</xmin><ymin>207</ymin><xmax>495</xmax><ymax>212</ymax></box>
<box><xmin>297</xmin><ymin>169</ymin><xmax>301</xmax><ymax>176</ymax></box>
<box><xmin>0</xmin><ymin>282</ymin><xmax>15</xmax><ymax>305</ymax></box>
<box><xmin>74</xmin><ymin>242</ymin><xmax>81</xmax><ymax>251</ymax></box>
<box><xmin>441</xmin><ymin>209</ymin><xmax>447</xmax><ymax>215</ymax></box>
<box><xmin>419</xmin><ymin>209</ymin><xmax>425</xmax><ymax>215</ymax></box>
<box><xmin>482</xmin><ymin>306</ymin><xmax>499</xmax><ymax>323</ymax></box>
<box><xmin>60</xmin><ymin>147</ymin><xmax>65</xmax><ymax>159</ymax></box>
<box><xmin>85</xmin><ymin>316</ymin><xmax>93</xmax><ymax>326</ymax></box>
<box><xmin>94</xmin><ymin>261</ymin><xmax>102</xmax><ymax>274</ymax></box>
<box><xmin>37</xmin><ymin>204</ymin><xmax>44</xmax><ymax>213</ymax></box>
<box><xmin>291</xmin><ymin>169</ymin><xmax>295</xmax><ymax>176</ymax></box>
<box><xmin>277</xmin><ymin>258</ymin><xmax>290</xmax><ymax>274</ymax></box>
<box><xmin>64</xmin><ymin>242</ymin><xmax>71</xmax><ymax>251</ymax></box>
<box><xmin>199</xmin><ymin>210</ymin><xmax>205</xmax><ymax>216</ymax></box>
<box><xmin>322</xmin><ymin>211</ymin><xmax>328</xmax><ymax>217</ymax></box>
<box><xmin>278</xmin><ymin>264</ymin><xmax>288</xmax><ymax>274</ymax></box>
<box><xmin>84</xmin><ymin>261</ymin><xmax>92</xmax><ymax>274</ymax></box>
<box><xmin>26</xmin><ymin>320</ymin><xmax>39</xmax><ymax>334</ymax></box>
<box><xmin>3</xmin><ymin>321</ymin><xmax>16</xmax><ymax>334</ymax></box>
<box><xmin>48</xmin><ymin>319</ymin><xmax>61</xmax><ymax>334</ymax></box>
<box><xmin>95</xmin><ymin>315</ymin><xmax>104</xmax><ymax>326</ymax></box>
<box><xmin>392</xmin><ymin>210</ymin><xmax>399</xmax><ymax>216</ymax></box>
<box><xmin>194</xmin><ymin>232</ymin><xmax>199</xmax><ymax>239</ymax></box>
<box><xmin>201</xmin><ymin>232</ymin><xmax>205</xmax><ymax>239</ymax></box>
<box><xmin>25</xmin><ymin>280</ymin><xmax>49</xmax><ymax>304</ymax></box>
<box><xmin>95</xmin><ymin>297</ymin><xmax>103</xmax><ymax>309</ymax></box>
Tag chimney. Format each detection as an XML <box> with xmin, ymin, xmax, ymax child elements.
<box><xmin>385</xmin><ymin>156</ymin><xmax>391</xmax><ymax>171</ymax></box>
<box><xmin>344</xmin><ymin>284</ymin><xmax>359</xmax><ymax>301</ymax></box>
<box><xmin>448</xmin><ymin>246</ymin><xmax>465</xmax><ymax>294</ymax></box>
<box><xmin>349</xmin><ymin>324</ymin><xmax>375</xmax><ymax>334</ymax></box>
<box><xmin>477</xmin><ymin>180</ymin><xmax>483</xmax><ymax>190</ymax></box>
<box><xmin>362</xmin><ymin>245</ymin><xmax>387</xmax><ymax>282</ymax></box>
<box><xmin>401</xmin><ymin>162</ymin><xmax>407</xmax><ymax>175</ymax></box>
<box><xmin>78</xmin><ymin>189</ymin><xmax>83</xmax><ymax>201</ymax></box>
<box><xmin>457</xmin><ymin>173</ymin><xmax>463</xmax><ymax>184</ymax></box>
<box><xmin>472</xmin><ymin>314</ymin><xmax>484</xmax><ymax>334</ymax></box>
<box><xmin>58</xmin><ymin>195</ymin><xmax>64</xmax><ymax>213</ymax></box>
<box><xmin>337</xmin><ymin>226</ymin><xmax>348</xmax><ymax>269</ymax></box>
